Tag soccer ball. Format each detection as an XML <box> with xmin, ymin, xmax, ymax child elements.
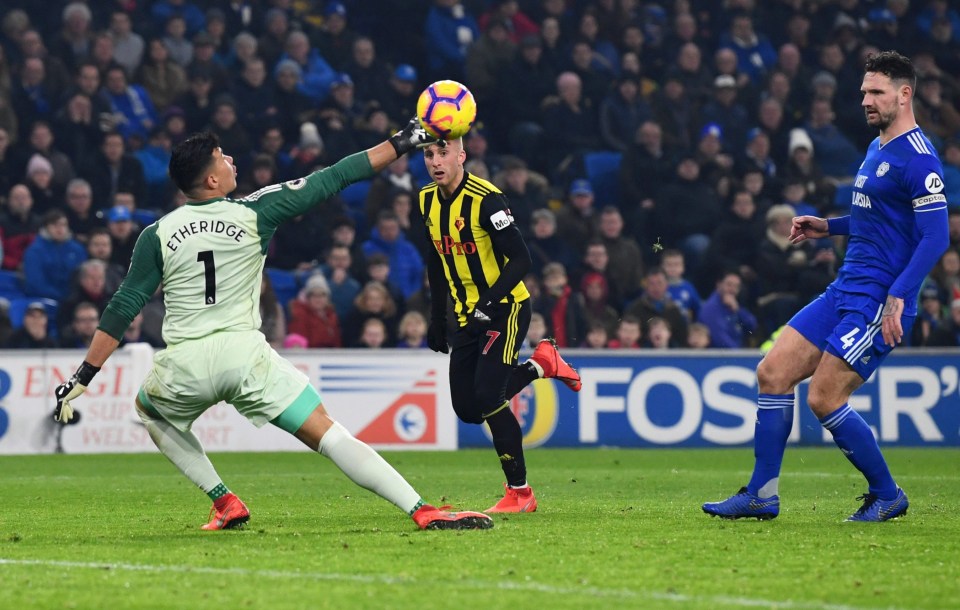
<box><xmin>416</xmin><ymin>80</ymin><xmax>477</xmax><ymax>140</ymax></box>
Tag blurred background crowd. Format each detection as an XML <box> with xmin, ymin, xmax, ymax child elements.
<box><xmin>0</xmin><ymin>0</ymin><xmax>958</xmax><ymax>351</ymax></box>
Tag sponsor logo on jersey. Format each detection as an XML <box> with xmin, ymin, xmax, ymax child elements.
<box><xmin>925</xmin><ymin>173</ymin><xmax>945</xmax><ymax>194</ymax></box>
<box><xmin>855</xmin><ymin>174</ymin><xmax>868</xmax><ymax>188</ymax></box>
<box><xmin>852</xmin><ymin>192</ymin><xmax>872</xmax><ymax>209</ymax></box>
<box><xmin>876</xmin><ymin>162</ymin><xmax>889</xmax><ymax>177</ymax></box>
<box><xmin>490</xmin><ymin>209</ymin><xmax>512</xmax><ymax>231</ymax></box>
<box><xmin>284</xmin><ymin>178</ymin><xmax>307</xmax><ymax>190</ymax></box>
<box><xmin>913</xmin><ymin>193</ymin><xmax>947</xmax><ymax>208</ymax></box>
<box><xmin>454</xmin><ymin>216</ymin><xmax>465</xmax><ymax>231</ymax></box>
<box><xmin>433</xmin><ymin>235</ymin><xmax>477</xmax><ymax>255</ymax></box>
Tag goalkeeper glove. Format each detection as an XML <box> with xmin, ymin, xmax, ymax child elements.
<box><xmin>54</xmin><ymin>361</ymin><xmax>101</xmax><ymax>423</ymax></box>
<box><xmin>388</xmin><ymin>117</ymin><xmax>440</xmax><ymax>157</ymax></box>
<box><xmin>427</xmin><ymin>319</ymin><xmax>449</xmax><ymax>354</ymax></box>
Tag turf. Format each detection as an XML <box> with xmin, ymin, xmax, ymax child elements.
<box><xmin>0</xmin><ymin>448</ymin><xmax>957</xmax><ymax>610</ymax></box>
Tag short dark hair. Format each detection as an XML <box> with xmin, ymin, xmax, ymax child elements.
<box><xmin>169</xmin><ymin>131</ymin><xmax>219</xmax><ymax>195</ymax></box>
<box><xmin>863</xmin><ymin>51</ymin><xmax>916</xmax><ymax>89</ymax></box>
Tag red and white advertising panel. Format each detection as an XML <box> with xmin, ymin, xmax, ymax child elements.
<box><xmin>0</xmin><ymin>347</ymin><xmax>457</xmax><ymax>455</ymax></box>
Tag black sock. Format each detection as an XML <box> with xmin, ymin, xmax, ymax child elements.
<box><xmin>505</xmin><ymin>362</ymin><xmax>538</xmax><ymax>400</ymax></box>
<box><xmin>485</xmin><ymin>407</ymin><xmax>526</xmax><ymax>487</ymax></box>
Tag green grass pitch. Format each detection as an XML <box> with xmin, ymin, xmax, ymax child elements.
<box><xmin>1</xmin><ymin>448</ymin><xmax>957</xmax><ymax>610</ymax></box>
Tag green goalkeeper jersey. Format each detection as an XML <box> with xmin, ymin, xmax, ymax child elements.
<box><xmin>98</xmin><ymin>152</ymin><xmax>373</xmax><ymax>346</ymax></box>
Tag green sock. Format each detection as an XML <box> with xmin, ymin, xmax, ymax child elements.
<box><xmin>207</xmin><ymin>483</ymin><xmax>229</xmax><ymax>501</ymax></box>
<box><xmin>408</xmin><ymin>499</ymin><xmax>425</xmax><ymax>516</ymax></box>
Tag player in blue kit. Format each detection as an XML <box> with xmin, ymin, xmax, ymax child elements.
<box><xmin>703</xmin><ymin>51</ymin><xmax>949</xmax><ymax>522</ymax></box>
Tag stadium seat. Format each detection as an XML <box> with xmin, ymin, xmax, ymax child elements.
<box><xmin>133</xmin><ymin>209</ymin><xmax>160</xmax><ymax>226</ymax></box>
<box><xmin>340</xmin><ymin>180</ymin><xmax>371</xmax><ymax>212</ymax></box>
<box><xmin>264</xmin><ymin>267</ymin><xmax>299</xmax><ymax>315</ymax></box>
<box><xmin>583</xmin><ymin>151</ymin><xmax>623</xmax><ymax>207</ymax></box>
<box><xmin>0</xmin><ymin>269</ymin><xmax>24</xmax><ymax>301</ymax></box>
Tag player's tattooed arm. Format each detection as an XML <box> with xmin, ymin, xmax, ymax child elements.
<box><xmin>881</xmin><ymin>295</ymin><xmax>904</xmax><ymax>346</ymax></box>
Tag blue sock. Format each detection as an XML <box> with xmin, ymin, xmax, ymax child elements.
<box><xmin>819</xmin><ymin>404</ymin><xmax>898</xmax><ymax>500</ymax></box>
<box><xmin>746</xmin><ymin>393</ymin><xmax>794</xmax><ymax>498</ymax></box>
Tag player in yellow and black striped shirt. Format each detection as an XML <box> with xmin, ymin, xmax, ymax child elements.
<box><xmin>417</xmin><ymin>138</ymin><xmax>582</xmax><ymax>513</ymax></box>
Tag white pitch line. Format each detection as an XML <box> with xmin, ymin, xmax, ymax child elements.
<box><xmin>0</xmin><ymin>558</ymin><xmax>916</xmax><ymax>610</ymax></box>
<box><xmin>732</xmin><ymin>470</ymin><xmax>960</xmax><ymax>482</ymax></box>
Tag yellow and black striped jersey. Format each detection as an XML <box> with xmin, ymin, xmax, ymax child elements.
<box><xmin>418</xmin><ymin>173</ymin><xmax>530</xmax><ymax>325</ymax></box>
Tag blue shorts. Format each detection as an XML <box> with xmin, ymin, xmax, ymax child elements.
<box><xmin>787</xmin><ymin>285</ymin><xmax>914</xmax><ymax>380</ymax></box>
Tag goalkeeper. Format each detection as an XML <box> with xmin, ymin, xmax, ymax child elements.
<box><xmin>54</xmin><ymin>121</ymin><xmax>493</xmax><ymax>531</ymax></box>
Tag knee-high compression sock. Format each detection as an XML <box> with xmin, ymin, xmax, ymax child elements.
<box><xmin>136</xmin><ymin>408</ymin><xmax>226</xmax><ymax>501</ymax></box>
<box><xmin>318</xmin><ymin>421</ymin><xmax>423</xmax><ymax>514</ymax></box>
<box><xmin>505</xmin><ymin>363</ymin><xmax>539</xmax><ymax>400</ymax></box>
<box><xmin>820</xmin><ymin>404</ymin><xmax>898</xmax><ymax>500</ymax></box>
<box><xmin>746</xmin><ymin>393</ymin><xmax>794</xmax><ymax>498</ymax></box>
<box><xmin>485</xmin><ymin>403</ymin><xmax>526</xmax><ymax>487</ymax></box>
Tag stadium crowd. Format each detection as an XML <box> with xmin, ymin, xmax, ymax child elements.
<box><xmin>0</xmin><ymin>0</ymin><xmax>958</xmax><ymax>350</ymax></box>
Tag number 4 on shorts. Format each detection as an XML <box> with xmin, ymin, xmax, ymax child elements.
<box><xmin>840</xmin><ymin>327</ymin><xmax>860</xmax><ymax>350</ymax></box>
<box><xmin>482</xmin><ymin>331</ymin><xmax>501</xmax><ymax>355</ymax></box>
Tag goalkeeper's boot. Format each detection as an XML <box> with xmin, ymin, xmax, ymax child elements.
<box><xmin>531</xmin><ymin>338</ymin><xmax>581</xmax><ymax>392</ymax></box>
<box><xmin>201</xmin><ymin>493</ymin><xmax>250</xmax><ymax>530</ymax></box>
<box><xmin>412</xmin><ymin>504</ymin><xmax>493</xmax><ymax>530</ymax></box>
<box><xmin>845</xmin><ymin>488</ymin><xmax>908</xmax><ymax>522</ymax></box>
<box><xmin>486</xmin><ymin>483</ymin><xmax>538</xmax><ymax>513</ymax></box>
<box><xmin>702</xmin><ymin>487</ymin><xmax>779</xmax><ymax>520</ymax></box>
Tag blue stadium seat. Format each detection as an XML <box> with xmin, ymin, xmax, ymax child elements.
<box><xmin>133</xmin><ymin>209</ymin><xmax>161</xmax><ymax>226</ymax></box>
<box><xmin>0</xmin><ymin>269</ymin><xmax>24</xmax><ymax>302</ymax></box>
<box><xmin>584</xmin><ymin>151</ymin><xmax>623</xmax><ymax>207</ymax></box>
<box><xmin>340</xmin><ymin>180</ymin><xmax>371</xmax><ymax>211</ymax></box>
<box><xmin>264</xmin><ymin>267</ymin><xmax>299</xmax><ymax>315</ymax></box>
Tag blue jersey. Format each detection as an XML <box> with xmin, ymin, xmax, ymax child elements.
<box><xmin>834</xmin><ymin>126</ymin><xmax>948</xmax><ymax>317</ymax></box>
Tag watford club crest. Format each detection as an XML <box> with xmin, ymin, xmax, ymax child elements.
<box><xmin>454</xmin><ymin>216</ymin><xmax>465</xmax><ymax>231</ymax></box>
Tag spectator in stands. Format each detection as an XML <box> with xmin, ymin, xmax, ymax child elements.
<box><xmin>644</xmin><ymin>316</ymin><xmax>674</xmax><ymax>349</ymax></box>
<box><xmin>653</xmin><ymin>154</ymin><xmax>722</xmax><ymax>275</ymax></box>
<box><xmin>105</xmin><ymin>205</ymin><xmax>139</xmax><ymax>269</ymax></box>
<box><xmin>63</xmin><ymin>178</ymin><xmax>102</xmax><ymax>243</ymax></box>
<box><xmin>396</xmin><ymin>311</ymin><xmax>428</xmax><ymax>349</ymax></box>
<box><xmin>188</xmin><ymin>32</ymin><xmax>230</xmax><ymax>94</ymax></box>
<box><xmin>85</xmin><ymin>227</ymin><xmax>125</xmax><ymax>293</ymax></box>
<box><xmin>316</xmin><ymin>74</ymin><xmax>363</xmax><ymax>162</ymax></box>
<box><xmin>608</xmin><ymin>315</ymin><xmax>641</xmax><ymax>348</ymax></box>
<box><xmin>650</xmin><ymin>73</ymin><xmax>694</xmax><ymax>152</ymax></box>
<box><xmin>281</xmin><ymin>31</ymin><xmax>336</xmax><ymax>105</ymax></box>
<box><xmin>53</xmin><ymin>93</ymin><xmax>103</xmax><ymax>165</ymax></box>
<box><xmin>695</xmin><ymin>123</ymin><xmax>737</xmax><ymax>203</ymax></box>
<box><xmin>424</xmin><ymin>0</ymin><xmax>480</xmax><ymax>82</ymax></box>
<box><xmin>661</xmin><ymin>249</ymin><xmax>702</xmax><ymax>323</ymax></box>
<box><xmin>782</xmin><ymin>127</ymin><xmax>833</xmax><ymax>213</ymax></box>
<box><xmin>619</xmin><ymin>120</ymin><xmax>673</xmax><ymax>243</ymax></box>
<box><xmin>109</xmin><ymin>11</ymin><xmax>144</xmax><ymax>77</ymax></box>
<box><xmin>288</xmin><ymin>273</ymin><xmax>342</xmax><ymax>349</ymax></box>
<box><xmin>4</xmin><ymin>301</ymin><xmax>57</xmax><ymax>349</ymax></box>
<box><xmin>599</xmin><ymin>75</ymin><xmax>651</xmax><ymax>153</ymax></box>
<box><xmin>330</xmin><ymin>215</ymin><xmax>367</xmax><ymax>279</ymax></box>
<box><xmin>942</xmin><ymin>139</ymin><xmax>960</xmax><ymax>208</ymax></box>
<box><xmin>738</xmin><ymin>128</ymin><xmax>778</xmax><ymax>190</ymax></box>
<box><xmin>718</xmin><ymin>11</ymin><xmax>777</xmax><ymax>84</ymax></box>
<box><xmin>380</xmin><ymin>64</ymin><xmax>421</xmax><ymax>129</ymax></box>
<box><xmin>258</xmin><ymin>270</ymin><xmax>286</xmax><ymax>350</ymax></box>
<box><xmin>24</xmin><ymin>153</ymin><xmax>59</xmax><ymax>214</ymax></box>
<box><xmin>101</xmin><ymin>65</ymin><xmax>158</xmax><ymax>142</ymax></box>
<box><xmin>911</xmin><ymin>284</ymin><xmax>945</xmax><ymax>347</ymax></box>
<box><xmin>22</xmin><ymin>209</ymin><xmax>86</xmax><ymax>301</ymax></box>
<box><xmin>321</xmin><ymin>244</ymin><xmax>362</xmax><ymax>320</ymax></box>
<box><xmin>365</xmin><ymin>153</ymin><xmax>416</xmax><ymax>227</ymax></box>
<box><xmin>930</xmin><ymin>248</ymin><xmax>960</xmax><ymax>307</ymax></box>
<box><xmin>136</xmin><ymin>38</ymin><xmax>189</xmax><ymax>113</ymax></box>
<box><xmin>58</xmin><ymin>258</ymin><xmax>109</xmax><ymax>339</ymax></box>
<box><xmin>582</xmin><ymin>320</ymin><xmax>608</xmax><ymax>349</ymax></box>
<box><xmin>700</xmin><ymin>75</ymin><xmax>749</xmax><ymax>156</ymax></box>
<box><xmin>0</xmin><ymin>128</ymin><xmax>13</xmax><ymax>196</ymax></box>
<box><xmin>555</xmin><ymin>178</ymin><xmax>599</xmax><ymax>256</ymax></box>
<box><xmin>226</xmin><ymin>31</ymin><xmax>257</xmax><ymax>73</ymax></box>
<box><xmin>497</xmin><ymin>34</ymin><xmax>554</xmax><ymax>164</ymax></box>
<box><xmin>534</xmin><ymin>262</ymin><xmax>587</xmax><ymax>348</ymax></box>
<box><xmin>176</xmin><ymin>65</ymin><xmax>215</xmax><ymax>133</ymax></box>
<box><xmin>10</xmin><ymin>56</ymin><xmax>58</xmax><ymax>135</ymax></box>
<box><xmin>365</xmin><ymin>253</ymin><xmax>405</xmax><ymax>313</ymax></box>
<box><xmin>82</xmin><ymin>131</ymin><xmax>147</xmax><ymax>209</ymax></box>
<box><xmin>271</xmin><ymin>60</ymin><xmax>314</xmax><ymax>144</ymax></box>
<box><xmin>927</xmin><ymin>284</ymin><xmax>960</xmax><ymax>347</ymax></box>
<box><xmin>914</xmin><ymin>75</ymin><xmax>960</xmax><ymax>147</ymax></box>
<box><xmin>686</xmin><ymin>321</ymin><xmax>711</xmax><ymax>349</ymax></box>
<box><xmin>754</xmin><ymin>203</ymin><xmax>808</xmax><ymax>333</ymax></box>
<box><xmin>50</xmin><ymin>3</ymin><xmax>93</xmax><ymax>73</ymax></box>
<box><xmin>579</xmin><ymin>271</ymin><xmax>618</xmax><ymax>335</ymax></box>
<box><xmin>465</xmin><ymin>18</ymin><xmax>516</xmax><ymax>112</ymax></box>
<box><xmin>479</xmin><ymin>0</ymin><xmax>539</xmax><ymax>44</ymax></box>
<box><xmin>15</xmin><ymin>120</ymin><xmax>75</xmax><ymax>194</ymax></box>
<box><xmin>162</xmin><ymin>16</ymin><xmax>193</xmax><ymax>68</ymax></box>
<box><xmin>541</xmin><ymin>71</ymin><xmax>601</xmax><ymax>175</ymax></box>
<box><xmin>712</xmin><ymin>47</ymin><xmax>756</xmax><ymax>107</ymax></box>
<box><xmin>698</xmin><ymin>269</ymin><xmax>757</xmax><ymax>348</ymax></box>
<box><xmin>342</xmin><ymin>37</ymin><xmax>390</xmax><ymax>107</ymax></box>
<box><xmin>625</xmin><ymin>266</ymin><xmax>688</xmax><ymax>346</ymax></box>
<box><xmin>494</xmin><ymin>155</ymin><xmax>547</xmax><ymax>240</ymax></box>
<box><xmin>362</xmin><ymin>211</ymin><xmax>424</xmax><ymax>300</ymax></box>
<box><xmin>355</xmin><ymin>317</ymin><xmax>388</xmax><ymax>348</ymax></box>
<box><xmin>666</xmin><ymin>41</ymin><xmax>713</xmax><ymax>107</ymax></box>
<box><xmin>313</xmin><ymin>1</ymin><xmax>358</xmax><ymax>72</ymax></box>
<box><xmin>804</xmin><ymin>97</ymin><xmax>861</xmax><ymax>181</ymax></box>
<box><xmin>756</xmin><ymin>86</ymin><xmax>795</xmax><ymax>168</ymax></box>
<box><xmin>1</xmin><ymin>184</ymin><xmax>39</xmax><ymax>270</ymax></box>
<box><xmin>527</xmin><ymin>208</ymin><xmax>577</xmax><ymax>278</ymax></box>
<box><xmin>598</xmin><ymin>206</ymin><xmax>644</xmax><ymax>303</ymax></box>
<box><xmin>341</xmin><ymin>281</ymin><xmax>398</xmax><ymax>346</ymax></box>
<box><xmin>151</xmin><ymin>0</ymin><xmax>206</xmax><ymax>39</ymax></box>
<box><xmin>206</xmin><ymin>95</ymin><xmax>252</xmax><ymax>171</ymax></box>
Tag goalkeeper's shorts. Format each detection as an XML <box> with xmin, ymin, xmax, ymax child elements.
<box><xmin>137</xmin><ymin>329</ymin><xmax>320</xmax><ymax>431</ymax></box>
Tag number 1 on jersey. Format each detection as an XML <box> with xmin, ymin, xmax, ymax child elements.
<box><xmin>197</xmin><ymin>250</ymin><xmax>217</xmax><ymax>304</ymax></box>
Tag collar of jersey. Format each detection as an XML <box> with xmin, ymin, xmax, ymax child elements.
<box><xmin>185</xmin><ymin>196</ymin><xmax>223</xmax><ymax>206</ymax></box>
<box><xmin>436</xmin><ymin>172</ymin><xmax>470</xmax><ymax>205</ymax></box>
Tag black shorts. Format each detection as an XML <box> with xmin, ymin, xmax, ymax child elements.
<box><xmin>447</xmin><ymin>300</ymin><xmax>531</xmax><ymax>424</ymax></box>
